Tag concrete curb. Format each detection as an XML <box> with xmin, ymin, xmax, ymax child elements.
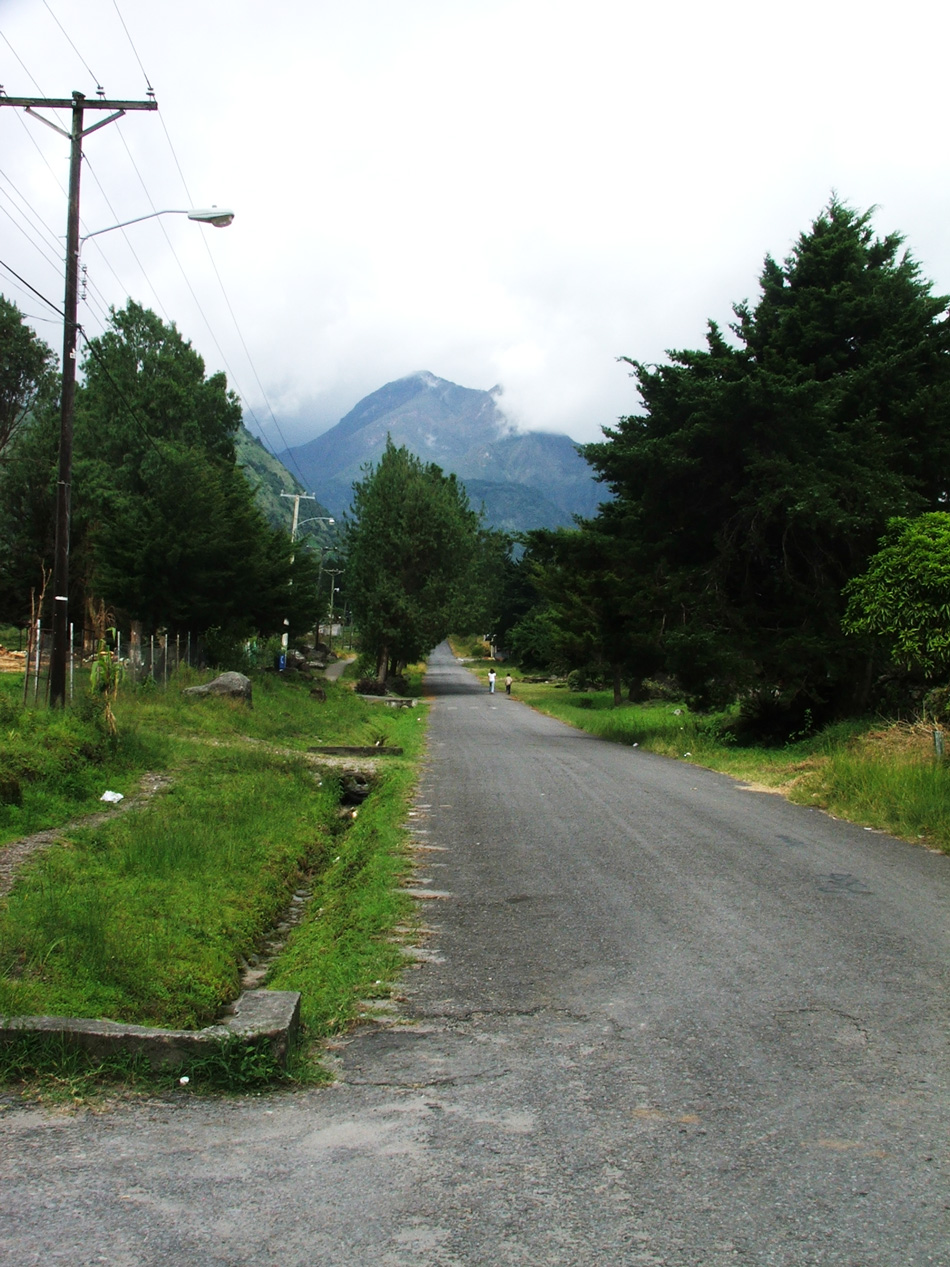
<box><xmin>0</xmin><ymin>989</ymin><xmax>301</xmax><ymax>1071</ymax></box>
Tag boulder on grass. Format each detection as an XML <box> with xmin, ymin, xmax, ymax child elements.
<box><xmin>182</xmin><ymin>671</ymin><xmax>252</xmax><ymax>706</ymax></box>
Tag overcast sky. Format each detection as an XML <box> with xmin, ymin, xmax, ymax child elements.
<box><xmin>3</xmin><ymin>0</ymin><xmax>949</xmax><ymax>453</ymax></box>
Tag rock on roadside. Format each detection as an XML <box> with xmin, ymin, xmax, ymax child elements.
<box><xmin>182</xmin><ymin>671</ymin><xmax>252</xmax><ymax>706</ymax></box>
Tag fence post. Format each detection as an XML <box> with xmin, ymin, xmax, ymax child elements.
<box><xmin>32</xmin><ymin>619</ymin><xmax>42</xmax><ymax>706</ymax></box>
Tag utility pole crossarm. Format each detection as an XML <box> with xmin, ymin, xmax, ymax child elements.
<box><xmin>0</xmin><ymin>96</ymin><xmax>158</xmax><ymax>110</ymax></box>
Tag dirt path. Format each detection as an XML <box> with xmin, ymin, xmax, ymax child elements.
<box><xmin>324</xmin><ymin>654</ymin><xmax>355</xmax><ymax>681</ymax></box>
<box><xmin>0</xmin><ymin>772</ymin><xmax>171</xmax><ymax>899</ymax></box>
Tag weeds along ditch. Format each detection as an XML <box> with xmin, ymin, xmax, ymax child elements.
<box><xmin>505</xmin><ymin>677</ymin><xmax>950</xmax><ymax>854</ymax></box>
<box><xmin>0</xmin><ymin>666</ymin><xmax>427</xmax><ymax>1091</ymax></box>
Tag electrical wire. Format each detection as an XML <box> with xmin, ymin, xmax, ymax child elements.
<box><xmin>41</xmin><ymin>1</ymin><xmax>101</xmax><ymax>90</ymax></box>
<box><xmin>0</xmin><ymin>256</ymin><xmax>174</xmax><ymax>462</ymax></box>
<box><xmin>0</xmin><ymin>165</ymin><xmax>63</xmax><ymax>257</ymax></box>
<box><xmin>81</xmin><ymin>152</ymin><xmax>173</xmax><ymax>325</ymax></box>
<box><xmin>0</xmin><ymin>28</ymin><xmax>47</xmax><ymax>95</ymax></box>
<box><xmin>110</xmin><ymin>0</ymin><xmax>153</xmax><ymax>94</ymax></box>
<box><xmin>0</xmin><ymin>257</ymin><xmax>63</xmax><ymax>316</ymax></box>
<box><xmin>0</xmin><ymin>198</ymin><xmax>64</xmax><ymax>277</ymax></box>
<box><xmin>6</xmin><ymin>6</ymin><xmax>313</xmax><ymax>497</ymax></box>
<box><xmin>109</xmin><ymin>0</ymin><xmax>312</xmax><ymax>491</ymax></box>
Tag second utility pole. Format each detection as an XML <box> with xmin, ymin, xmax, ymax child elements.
<box><xmin>0</xmin><ymin>89</ymin><xmax>158</xmax><ymax>705</ymax></box>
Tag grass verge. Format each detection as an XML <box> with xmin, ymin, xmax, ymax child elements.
<box><xmin>487</xmin><ymin>670</ymin><xmax>950</xmax><ymax>854</ymax></box>
<box><xmin>0</xmin><ymin>665</ymin><xmax>428</xmax><ymax>1098</ymax></box>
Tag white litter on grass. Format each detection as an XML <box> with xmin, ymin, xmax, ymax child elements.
<box><xmin>179</xmin><ymin>1076</ymin><xmax>189</xmax><ymax>1085</ymax></box>
<box><xmin>99</xmin><ymin>790</ymin><xmax>124</xmax><ymax>803</ymax></box>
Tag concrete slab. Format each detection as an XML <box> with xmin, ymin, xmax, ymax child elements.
<box><xmin>0</xmin><ymin>989</ymin><xmax>301</xmax><ymax>1070</ymax></box>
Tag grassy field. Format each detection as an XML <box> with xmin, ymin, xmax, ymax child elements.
<box><xmin>471</xmin><ymin>666</ymin><xmax>950</xmax><ymax>855</ymax></box>
<box><xmin>0</xmin><ymin>663</ymin><xmax>427</xmax><ymax>1094</ymax></box>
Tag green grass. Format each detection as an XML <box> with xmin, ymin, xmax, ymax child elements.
<box><xmin>0</xmin><ymin>664</ymin><xmax>429</xmax><ymax>1094</ymax></box>
<box><xmin>0</xmin><ymin>677</ymin><xmax>168</xmax><ymax>845</ymax></box>
<box><xmin>504</xmin><ymin>676</ymin><xmax>950</xmax><ymax>854</ymax></box>
<box><xmin>0</xmin><ymin>743</ymin><xmax>336</xmax><ymax>1027</ymax></box>
<box><xmin>269</xmin><ymin>764</ymin><xmax>418</xmax><ymax>1078</ymax></box>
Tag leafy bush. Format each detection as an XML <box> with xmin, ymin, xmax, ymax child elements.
<box><xmin>355</xmin><ymin>677</ymin><xmax>387</xmax><ymax>695</ymax></box>
<box><xmin>639</xmin><ymin>675</ymin><xmax>683</xmax><ymax>702</ymax></box>
<box><xmin>923</xmin><ymin>684</ymin><xmax>950</xmax><ymax>725</ymax></box>
<box><xmin>721</xmin><ymin>687</ymin><xmax>817</xmax><ymax>747</ymax></box>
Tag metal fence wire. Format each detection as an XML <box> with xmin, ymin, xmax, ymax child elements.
<box><xmin>17</xmin><ymin>623</ymin><xmax>210</xmax><ymax>705</ymax></box>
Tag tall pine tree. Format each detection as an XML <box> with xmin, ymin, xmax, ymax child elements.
<box><xmin>583</xmin><ymin>200</ymin><xmax>950</xmax><ymax>723</ymax></box>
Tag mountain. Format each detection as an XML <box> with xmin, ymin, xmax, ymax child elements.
<box><xmin>278</xmin><ymin>372</ymin><xmax>604</xmax><ymax>533</ymax></box>
<box><xmin>235</xmin><ymin>426</ymin><xmax>334</xmax><ymax>536</ymax></box>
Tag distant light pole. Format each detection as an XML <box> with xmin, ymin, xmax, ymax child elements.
<box><xmin>294</xmin><ymin>515</ymin><xmax>335</xmax><ymax>542</ymax></box>
<box><xmin>296</xmin><ymin>517</ymin><xmax>336</xmax><ymax>629</ymax></box>
<box><xmin>324</xmin><ymin>569</ymin><xmax>344</xmax><ymax>652</ymax></box>
<box><xmin>279</xmin><ymin>496</ymin><xmax>334</xmax><ymax>656</ymax></box>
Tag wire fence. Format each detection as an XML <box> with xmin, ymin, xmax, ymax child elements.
<box><xmin>11</xmin><ymin>622</ymin><xmax>210</xmax><ymax>706</ymax></box>
<box><xmin>3</xmin><ymin>617</ymin><xmax>358</xmax><ymax>705</ymax></box>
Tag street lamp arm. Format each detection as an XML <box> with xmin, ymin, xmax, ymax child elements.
<box><xmin>80</xmin><ymin>207</ymin><xmax>235</xmax><ymax>242</ymax></box>
<box><xmin>295</xmin><ymin>515</ymin><xmax>335</xmax><ymax>539</ymax></box>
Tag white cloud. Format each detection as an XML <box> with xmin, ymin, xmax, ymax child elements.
<box><xmin>3</xmin><ymin>0</ymin><xmax>949</xmax><ymax>450</ymax></box>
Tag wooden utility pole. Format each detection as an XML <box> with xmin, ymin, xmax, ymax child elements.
<box><xmin>0</xmin><ymin>91</ymin><xmax>158</xmax><ymax>705</ymax></box>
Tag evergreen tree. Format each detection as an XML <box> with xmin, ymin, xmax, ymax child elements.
<box><xmin>583</xmin><ymin>199</ymin><xmax>950</xmax><ymax>720</ymax></box>
<box><xmin>0</xmin><ymin>295</ymin><xmax>58</xmax><ymax>461</ymax></box>
<box><xmin>0</xmin><ymin>300</ymin><xmax>316</xmax><ymax>639</ymax></box>
<box><xmin>346</xmin><ymin>438</ymin><xmax>485</xmax><ymax>679</ymax></box>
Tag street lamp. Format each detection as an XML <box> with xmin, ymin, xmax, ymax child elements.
<box><xmin>294</xmin><ymin>515</ymin><xmax>334</xmax><ymax>542</ymax></box>
<box><xmin>81</xmin><ymin>207</ymin><xmax>235</xmax><ymax>244</ymax></box>
<box><xmin>49</xmin><ymin>204</ymin><xmax>235</xmax><ymax>705</ymax></box>
<box><xmin>278</xmin><ymin>499</ymin><xmax>334</xmax><ymax>658</ymax></box>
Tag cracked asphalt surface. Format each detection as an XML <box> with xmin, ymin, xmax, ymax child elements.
<box><xmin>2</xmin><ymin>642</ymin><xmax>949</xmax><ymax>1265</ymax></box>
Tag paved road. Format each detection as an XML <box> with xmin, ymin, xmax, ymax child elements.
<box><xmin>1</xmin><ymin>643</ymin><xmax>948</xmax><ymax>1265</ymax></box>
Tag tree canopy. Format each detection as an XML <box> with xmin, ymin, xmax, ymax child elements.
<box><xmin>0</xmin><ymin>301</ymin><xmax>318</xmax><ymax>639</ymax></box>
<box><xmin>346</xmin><ymin>438</ymin><xmax>495</xmax><ymax>679</ymax></box>
<box><xmin>567</xmin><ymin>199</ymin><xmax>950</xmax><ymax>720</ymax></box>
<box><xmin>0</xmin><ymin>295</ymin><xmax>58</xmax><ymax>462</ymax></box>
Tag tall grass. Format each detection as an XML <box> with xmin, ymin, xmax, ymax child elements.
<box><xmin>0</xmin><ymin>675</ymin><xmax>169</xmax><ymax>845</ymax></box>
<box><xmin>268</xmin><ymin>764</ymin><xmax>417</xmax><ymax>1040</ymax></box>
<box><xmin>786</xmin><ymin>741</ymin><xmax>950</xmax><ymax>845</ymax></box>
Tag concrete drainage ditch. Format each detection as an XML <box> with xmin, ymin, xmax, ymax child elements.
<box><xmin>0</xmin><ymin>754</ymin><xmax>386</xmax><ymax>1075</ymax></box>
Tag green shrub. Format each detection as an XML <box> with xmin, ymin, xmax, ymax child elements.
<box><xmin>923</xmin><ymin>684</ymin><xmax>950</xmax><ymax>724</ymax></box>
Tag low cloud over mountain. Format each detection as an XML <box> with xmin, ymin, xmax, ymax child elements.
<box><xmin>277</xmin><ymin>372</ymin><xmax>604</xmax><ymax>533</ymax></box>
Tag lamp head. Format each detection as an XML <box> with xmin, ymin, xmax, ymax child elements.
<box><xmin>187</xmin><ymin>207</ymin><xmax>235</xmax><ymax>228</ymax></box>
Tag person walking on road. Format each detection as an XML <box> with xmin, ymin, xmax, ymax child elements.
<box><xmin>488</xmin><ymin>669</ymin><xmax>496</xmax><ymax>694</ymax></box>
<box><xmin>505</xmin><ymin>673</ymin><xmax>513</xmax><ymax>696</ymax></box>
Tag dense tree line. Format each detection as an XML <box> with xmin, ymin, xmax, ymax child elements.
<box><xmin>508</xmin><ymin>201</ymin><xmax>950</xmax><ymax>734</ymax></box>
<box><xmin>0</xmin><ymin>299</ymin><xmax>319</xmax><ymax>644</ymax></box>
